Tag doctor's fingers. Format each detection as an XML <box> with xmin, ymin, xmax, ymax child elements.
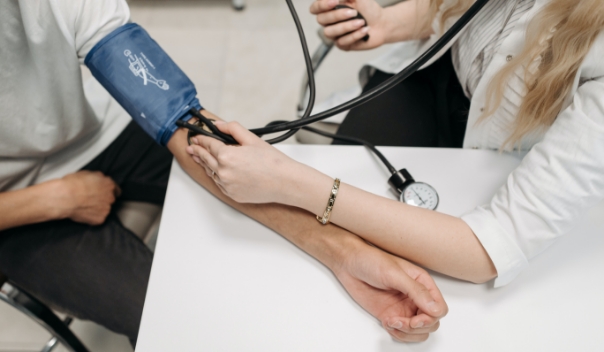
<box><xmin>336</xmin><ymin>27</ymin><xmax>370</xmax><ymax>49</ymax></box>
<box><xmin>187</xmin><ymin>144</ymin><xmax>219</xmax><ymax>171</ymax></box>
<box><xmin>192</xmin><ymin>135</ymin><xmax>225</xmax><ymax>158</ymax></box>
<box><xmin>324</xmin><ymin>19</ymin><xmax>366</xmax><ymax>40</ymax></box>
<box><xmin>316</xmin><ymin>7</ymin><xmax>358</xmax><ymax>26</ymax></box>
<box><xmin>310</xmin><ymin>0</ymin><xmax>339</xmax><ymax>15</ymax></box>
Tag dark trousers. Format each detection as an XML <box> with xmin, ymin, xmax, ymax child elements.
<box><xmin>0</xmin><ymin>122</ymin><xmax>173</xmax><ymax>347</ymax></box>
<box><xmin>334</xmin><ymin>50</ymin><xmax>470</xmax><ymax>148</ymax></box>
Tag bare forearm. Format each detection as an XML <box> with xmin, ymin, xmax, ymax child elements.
<box><xmin>288</xmin><ymin>167</ymin><xmax>497</xmax><ymax>284</ymax></box>
<box><xmin>0</xmin><ymin>181</ymin><xmax>64</xmax><ymax>231</ymax></box>
<box><xmin>334</xmin><ymin>185</ymin><xmax>495</xmax><ymax>283</ymax></box>
<box><xmin>167</xmin><ymin>115</ymin><xmax>361</xmax><ymax>271</ymax></box>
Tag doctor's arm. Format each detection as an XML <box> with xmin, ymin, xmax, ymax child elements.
<box><xmin>165</xmin><ymin>113</ymin><xmax>448</xmax><ymax>342</ymax></box>
<box><xmin>187</xmin><ymin>120</ymin><xmax>497</xmax><ymax>284</ymax></box>
<box><xmin>188</xmin><ymin>79</ymin><xmax>604</xmax><ymax>287</ymax></box>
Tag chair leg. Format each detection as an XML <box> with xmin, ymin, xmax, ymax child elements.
<box><xmin>232</xmin><ymin>0</ymin><xmax>245</xmax><ymax>11</ymax></box>
<box><xmin>0</xmin><ymin>282</ymin><xmax>88</xmax><ymax>352</ymax></box>
<box><xmin>41</xmin><ymin>317</ymin><xmax>73</xmax><ymax>352</ymax></box>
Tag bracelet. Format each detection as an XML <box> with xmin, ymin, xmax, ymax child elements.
<box><xmin>316</xmin><ymin>178</ymin><xmax>340</xmax><ymax>225</ymax></box>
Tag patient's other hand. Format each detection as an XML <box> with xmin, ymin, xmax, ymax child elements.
<box><xmin>56</xmin><ymin>171</ymin><xmax>120</xmax><ymax>225</ymax></box>
<box><xmin>335</xmin><ymin>240</ymin><xmax>448</xmax><ymax>342</ymax></box>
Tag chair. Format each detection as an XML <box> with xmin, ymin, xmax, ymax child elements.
<box><xmin>0</xmin><ymin>201</ymin><xmax>161</xmax><ymax>352</ymax></box>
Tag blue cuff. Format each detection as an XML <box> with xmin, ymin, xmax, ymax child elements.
<box><xmin>85</xmin><ymin>23</ymin><xmax>202</xmax><ymax>145</ymax></box>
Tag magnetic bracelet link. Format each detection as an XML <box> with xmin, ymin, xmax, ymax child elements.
<box><xmin>316</xmin><ymin>178</ymin><xmax>340</xmax><ymax>225</ymax></box>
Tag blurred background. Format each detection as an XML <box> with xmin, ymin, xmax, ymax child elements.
<box><xmin>0</xmin><ymin>0</ymin><xmax>393</xmax><ymax>350</ymax></box>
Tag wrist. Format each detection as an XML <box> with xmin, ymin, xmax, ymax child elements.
<box><xmin>382</xmin><ymin>0</ymin><xmax>432</xmax><ymax>43</ymax></box>
<box><xmin>286</xmin><ymin>165</ymin><xmax>335</xmax><ymax>217</ymax></box>
<box><xmin>48</xmin><ymin>178</ymin><xmax>74</xmax><ymax>220</ymax></box>
<box><xmin>275</xmin><ymin>161</ymin><xmax>328</xmax><ymax>209</ymax></box>
<box><xmin>315</xmin><ymin>227</ymin><xmax>365</xmax><ymax>274</ymax></box>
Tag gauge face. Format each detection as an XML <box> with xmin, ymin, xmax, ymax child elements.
<box><xmin>400</xmin><ymin>182</ymin><xmax>439</xmax><ymax>210</ymax></box>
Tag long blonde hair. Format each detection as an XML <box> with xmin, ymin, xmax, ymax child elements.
<box><xmin>427</xmin><ymin>0</ymin><xmax>604</xmax><ymax>148</ymax></box>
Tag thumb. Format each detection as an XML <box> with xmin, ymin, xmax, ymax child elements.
<box><xmin>391</xmin><ymin>272</ymin><xmax>446</xmax><ymax>318</ymax></box>
<box><xmin>214</xmin><ymin>121</ymin><xmax>259</xmax><ymax>146</ymax></box>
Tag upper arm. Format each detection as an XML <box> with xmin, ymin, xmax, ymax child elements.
<box><xmin>462</xmin><ymin>78</ymin><xmax>604</xmax><ymax>286</ymax></box>
<box><xmin>52</xmin><ymin>0</ymin><xmax>130</xmax><ymax>63</ymax></box>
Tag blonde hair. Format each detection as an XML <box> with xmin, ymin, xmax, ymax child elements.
<box><xmin>428</xmin><ymin>0</ymin><xmax>604</xmax><ymax>149</ymax></box>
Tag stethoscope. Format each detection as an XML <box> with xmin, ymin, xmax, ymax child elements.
<box><xmin>177</xmin><ymin>0</ymin><xmax>493</xmax><ymax>210</ymax></box>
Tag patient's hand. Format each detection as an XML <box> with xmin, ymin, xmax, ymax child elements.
<box><xmin>335</xmin><ymin>240</ymin><xmax>447</xmax><ymax>342</ymax></box>
<box><xmin>57</xmin><ymin>171</ymin><xmax>120</xmax><ymax>225</ymax></box>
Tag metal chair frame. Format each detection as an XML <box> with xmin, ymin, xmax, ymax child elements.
<box><xmin>0</xmin><ymin>273</ymin><xmax>88</xmax><ymax>352</ymax></box>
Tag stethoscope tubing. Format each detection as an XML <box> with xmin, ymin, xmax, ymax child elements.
<box><xmin>249</xmin><ymin>0</ymin><xmax>491</xmax><ymax>137</ymax></box>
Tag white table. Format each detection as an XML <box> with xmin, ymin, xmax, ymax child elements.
<box><xmin>136</xmin><ymin>145</ymin><xmax>604</xmax><ymax>352</ymax></box>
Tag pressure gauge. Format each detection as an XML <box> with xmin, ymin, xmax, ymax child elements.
<box><xmin>388</xmin><ymin>168</ymin><xmax>439</xmax><ymax>210</ymax></box>
<box><xmin>400</xmin><ymin>182</ymin><xmax>439</xmax><ymax>210</ymax></box>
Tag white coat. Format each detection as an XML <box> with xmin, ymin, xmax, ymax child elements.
<box><xmin>363</xmin><ymin>0</ymin><xmax>604</xmax><ymax>286</ymax></box>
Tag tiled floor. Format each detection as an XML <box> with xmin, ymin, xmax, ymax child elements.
<box><xmin>0</xmin><ymin>0</ymin><xmax>391</xmax><ymax>350</ymax></box>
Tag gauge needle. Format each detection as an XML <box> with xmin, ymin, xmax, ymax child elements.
<box><xmin>412</xmin><ymin>189</ymin><xmax>426</xmax><ymax>205</ymax></box>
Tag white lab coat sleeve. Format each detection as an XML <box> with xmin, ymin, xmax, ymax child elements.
<box><xmin>50</xmin><ymin>0</ymin><xmax>131</xmax><ymax>64</ymax></box>
<box><xmin>462</xmin><ymin>77</ymin><xmax>604</xmax><ymax>287</ymax></box>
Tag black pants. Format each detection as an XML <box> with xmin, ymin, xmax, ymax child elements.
<box><xmin>334</xmin><ymin>50</ymin><xmax>470</xmax><ymax>148</ymax></box>
<box><xmin>0</xmin><ymin>122</ymin><xmax>173</xmax><ymax>347</ymax></box>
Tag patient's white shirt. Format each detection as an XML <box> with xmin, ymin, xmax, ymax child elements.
<box><xmin>0</xmin><ymin>0</ymin><xmax>131</xmax><ymax>191</ymax></box>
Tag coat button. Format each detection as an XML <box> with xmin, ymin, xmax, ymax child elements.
<box><xmin>506</xmin><ymin>55</ymin><xmax>513</xmax><ymax>62</ymax></box>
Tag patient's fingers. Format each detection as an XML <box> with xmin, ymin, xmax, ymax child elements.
<box><xmin>387</xmin><ymin>329</ymin><xmax>430</xmax><ymax>343</ymax></box>
<box><xmin>383</xmin><ymin>318</ymin><xmax>440</xmax><ymax>335</ymax></box>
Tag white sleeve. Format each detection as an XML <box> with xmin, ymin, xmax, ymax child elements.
<box><xmin>462</xmin><ymin>78</ymin><xmax>604</xmax><ymax>287</ymax></box>
<box><xmin>50</xmin><ymin>0</ymin><xmax>130</xmax><ymax>63</ymax></box>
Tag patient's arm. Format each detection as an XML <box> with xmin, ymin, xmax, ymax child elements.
<box><xmin>166</xmin><ymin>112</ymin><xmax>448</xmax><ymax>342</ymax></box>
<box><xmin>0</xmin><ymin>171</ymin><xmax>119</xmax><ymax>231</ymax></box>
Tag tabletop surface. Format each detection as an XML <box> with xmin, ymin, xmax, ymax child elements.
<box><xmin>136</xmin><ymin>145</ymin><xmax>604</xmax><ymax>352</ymax></box>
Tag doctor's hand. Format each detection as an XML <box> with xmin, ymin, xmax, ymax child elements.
<box><xmin>185</xmin><ymin>121</ymin><xmax>308</xmax><ymax>205</ymax></box>
<box><xmin>310</xmin><ymin>0</ymin><xmax>386</xmax><ymax>51</ymax></box>
<box><xmin>335</xmin><ymin>237</ymin><xmax>448</xmax><ymax>342</ymax></box>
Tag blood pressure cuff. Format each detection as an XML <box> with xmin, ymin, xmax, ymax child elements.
<box><xmin>85</xmin><ymin>23</ymin><xmax>201</xmax><ymax>145</ymax></box>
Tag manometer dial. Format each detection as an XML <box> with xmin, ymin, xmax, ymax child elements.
<box><xmin>400</xmin><ymin>182</ymin><xmax>439</xmax><ymax>210</ymax></box>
